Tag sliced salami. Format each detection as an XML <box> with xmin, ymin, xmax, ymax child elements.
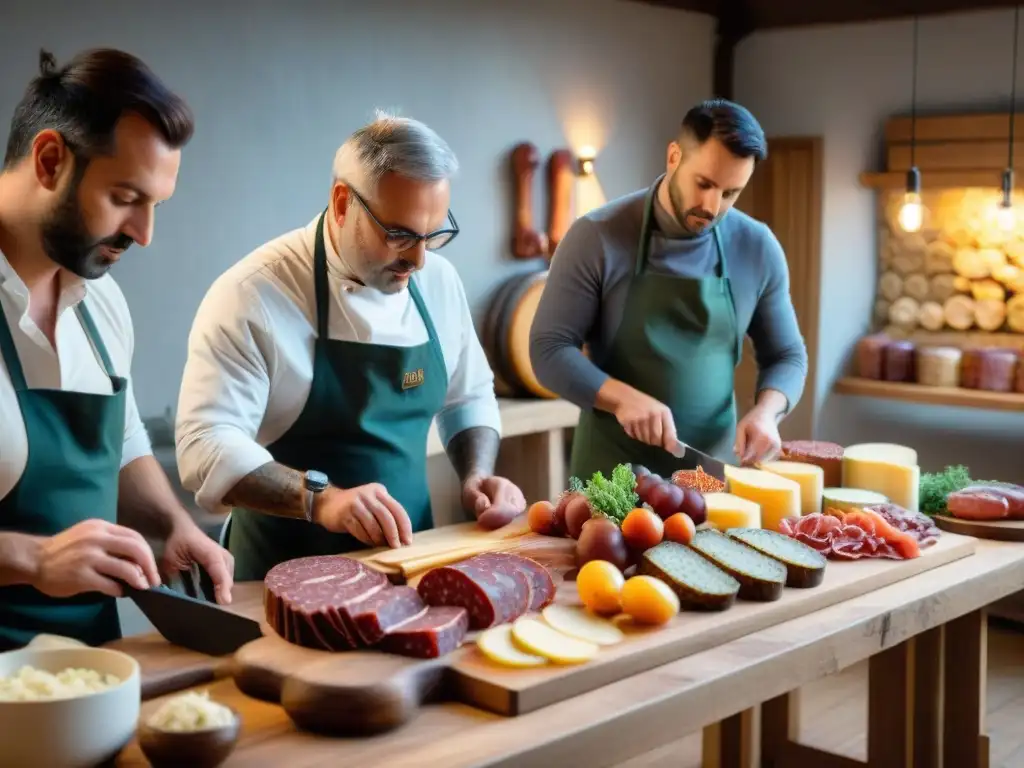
<box><xmin>346</xmin><ymin>586</ymin><xmax>426</xmax><ymax>645</ymax></box>
<box><xmin>417</xmin><ymin>562</ymin><xmax>527</xmax><ymax>629</ymax></box>
<box><xmin>468</xmin><ymin>553</ymin><xmax>556</xmax><ymax>611</ymax></box>
<box><xmin>865</xmin><ymin>503</ymin><xmax>941</xmax><ymax>547</ymax></box>
<box><xmin>377</xmin><ymin>606</ymin><xmax>469</xmax><ymax>659</ymax></box>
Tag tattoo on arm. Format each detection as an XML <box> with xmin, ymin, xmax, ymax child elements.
<box><xmin>446</xmin><ymin>427</ymin><xmax>500</xmax><ymax>484</ymax></box>
<box><xmin>223</xmin><ymin>462</ymin><xmax>306</xmax><ymax>519</ymax></box>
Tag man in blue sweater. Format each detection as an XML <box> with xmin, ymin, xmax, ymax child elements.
<box><xmin>529</xmin><ymin>99</ymin><xmax>808</xmax><ymax>481</ymax></box>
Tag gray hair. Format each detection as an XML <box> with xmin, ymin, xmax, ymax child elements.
<box><xmin>331</xmin><ymin>109</ymin><xmax>459</xmax><ymax>197</ymax></box>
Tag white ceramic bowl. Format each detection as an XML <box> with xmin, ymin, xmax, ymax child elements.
<box><xmin>0</xmin><ymin>639</ymin><xmax>141</xmax><ymax>768</ymax></box>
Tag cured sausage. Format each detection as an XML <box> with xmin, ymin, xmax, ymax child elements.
<box><xmin>972</xmin><ymin>482</ymin><xmax>1024</xmax><ymax>518</ymax></box>
<box><xmin>416</xmin><ymin>552</ymin><xmax>548</xmax><ymax>629</ymax></box>
<box><xmin>511</xmin><ymin>142</ymin><xmax>548</xmax><ymax>259</ymax></box>
<box><xmin>947</xmin><ymin>489</ymin><xmax>1011</xmax><ymax>521</ymax></box>
<box><xmin>779</xmin><ymin>440</ymin><xmax>844</xmax><ymax>488</ymax></box>
<box><xmin>547</xmin><ymin>149</ymin><xmax>574</xmax><ymax>255</ymax></box>
<box><xmin>376</xmin><ymin>606</ymin><xmax>470</xmax><ymax>659</ymax></box>
<box><xmin>347</xmin><ymin>586</ymin><xmax>427</xmax><ymax>645</ymax></box>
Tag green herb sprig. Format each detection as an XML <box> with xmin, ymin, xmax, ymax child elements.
<box><xmin>578</xmin><ymin>464</ymin><xmax>638</xmax><ymax>525</ymax></box>
<box><xmin>919</xmin><ymin>465</ymin><xmax>974</xmax><ymax>516</ymax></box>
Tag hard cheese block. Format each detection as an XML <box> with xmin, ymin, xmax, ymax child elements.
<box><xmin>758</xmin><ymin>460</ymin><xmax>823</xmax><ymax>516</ymax></box>
<box><xmin>723</xmin><ymin>466</ymin><xmax>801</xmax><ymax>532</ymax></box>
<box><xmin>841</xmin><ymin>443</ymin><xmax>920</xmax><ymax>512</ymax></box>
<box><xmin>703</xmin><ymin>492</ymin><xmax>761</xmax><ymax>531</ymax></box>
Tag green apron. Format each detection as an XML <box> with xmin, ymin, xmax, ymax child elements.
<box><xmin>569</xmin><ymin>178</ymin><xmax>743</xmax><ymax>482</ymax></box>
<box><xmin>226</xmin><ymin>211</ymin><xmax>449</xmax><ymax>581</ymax></box>
<box><xmin>0</xmin><ymin>298</ymin><xmax>126</xmax><ymax>650</ymax></box>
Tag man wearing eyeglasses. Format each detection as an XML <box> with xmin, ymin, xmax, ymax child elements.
<box><xmin>174</xmin><ymin>111</ymin><xmax>525</xmax><ymax>579</ymax></box>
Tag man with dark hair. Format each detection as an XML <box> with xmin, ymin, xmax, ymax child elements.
<box><xmin>530</xmin><ymin>98</ymin><xmax>808</xmax><ymax>481</ymax></box>
<box><xmin>0</xmin><ymin>48</ymin><xmax>234</xmax><ymax>650</ymax></box>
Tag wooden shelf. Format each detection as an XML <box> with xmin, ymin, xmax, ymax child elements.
<box><xmin>859</xmin><ymin>170</ymin><xmax>1008</xmax><ymax>190</ymax></box>
<box><xmin>834</xmin><ymin>377</ymin><xmax>1024</xmax><ymax>412</ymax></box>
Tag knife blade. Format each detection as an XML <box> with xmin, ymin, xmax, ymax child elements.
<box><xmin>122</xmin><ymin>578</ymin><xmax>262</xmax><ymax>657</ymax></box>
<box><xmin>667</xmin><ymin>439</ymin><xmax>728</xmax><ymax>481</ymax></box>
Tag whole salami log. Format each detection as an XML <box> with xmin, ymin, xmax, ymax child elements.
<box><xmin>946</xmin><ymin>489</ymin><xmax>1010</xmax><ymax>521</ymax></box>
<box><xmin>416</xmin><ymin>552</ymin><xmax>547</xmax><ymax>629</ymax></box>
<box><xmin>955</xmin><ymin>483</ymin><xmax>1024</xmax><ymax>519</ymax></box>
<box><xmin>376</xmin><ymin>607</ymin><xmax>469</xmax><ymax>659</ymax></box>
<box><xmin>779</xmin><ymin>440</ymin><xmax>844</xmax><ymax>488</ymax></box>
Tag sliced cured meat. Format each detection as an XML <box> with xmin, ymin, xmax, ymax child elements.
<box><xmin>377</xmin><ymin>606</ymin><xmax>469</xmax><ymax>659</ymax></box>
<box><xmin>264</xmin><ymin>555</ymin><xmax>390</xmax><ymax>651</ymax></box>
<box><xmin>417</xmin><ymin>563</ymin><xmax>525</xmax><ymax>629</ymax></box>
<box><xmin>779</xmin><ymin>440</ymin><xmax>844</xmax><ymax>488</ymax></box>
<box><xmin>469</xmin><ymin>553</ymin><xmax>556</xmax><ymax>611</ymax></box>
<box><xmin>346</xmin><ymin>586</ymin><xmax>427</xmax><ymax>645</ymax></box>
<box><xmin>779</xmin><ymin>512</ymin><xmax>913</xmax><ymax>561</ymax></box>
<box><xmin>866</xmin><ymin>503</ymin><xmax>941</xmax><ymax>548</ymax></box>
<box><xmin>946</xmin><ymin>489</ymin><xmax>1011</xmax><ymax>521</ymax></box>
<box><xmin>842</xmin><ymin>509</ymin><xmax>920</xmax><ymax>559</ymax></box>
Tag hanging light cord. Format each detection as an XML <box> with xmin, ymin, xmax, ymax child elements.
<box><xmin>910</xmin><ymin>15</ymin><xmax>919</xmax><ymax>169</ymax></box>
<box><xmin>1009</xmin><ymin>5</ymin><xmax>1020</xmax><ymax>173</ymax></box>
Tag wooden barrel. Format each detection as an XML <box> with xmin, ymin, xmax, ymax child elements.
<box><xmin>483</xmin><ymin>270</ymin><xmax>557</xmax><ymax>399</ymax></box>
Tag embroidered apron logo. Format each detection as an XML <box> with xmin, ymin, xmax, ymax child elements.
<box><xmin>402</xmin><ymin>368</ymin><xmax>425</xmax><ymax>390</ymax></box>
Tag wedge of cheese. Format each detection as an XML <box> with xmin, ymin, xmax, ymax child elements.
<box><xmin>723</xmin><ymin>466</ymin><xmax>801</xmax><ymax>532</ymax></box>
<box><xmin>841</xmin><ymin>443</ymin><xmax>920</xmax><ymax>512</ymax></box>
<box><xmin>703</xmin><ymin>492</ymin><xmax>762</xmax><ymax>531</ymax></box>
<box><xmin>758</xmin><ymin>460</ymin><xmax>824</xmax><ymax>516</ymax></box>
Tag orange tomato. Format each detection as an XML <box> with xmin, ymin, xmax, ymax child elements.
<box><xmin>527</xmin><ymin>500</ymin><xmax>560</xmax><ymax>536</ymax></box>
<box><xmin>621</xmin><ymin>507</ymin><xmax>664</xmax><ymax>552</ymax></box>
<box><xmin>663</xmin><ymin>512</ymin><xmax>696</xmax><ymax>545</ymax></box>
<box><xmin>620</xmin><ymin>575</ymin><xmax>680</xmax><ymax>626</ymax></box>
<box><xmin>576</xmin><ymin>560</ymin><xmax>626</xmax><ymax>616</ymax></box>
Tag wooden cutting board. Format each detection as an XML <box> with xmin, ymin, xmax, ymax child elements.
<box><xmin>933</xmin><ymin>515</ymin><xmax>1024</xmax><ymax>541</ymax></box>
<box><xmin>230</xmin><ymin>530</ymin><xmax>977</xmax><ymax>735</ymax></box>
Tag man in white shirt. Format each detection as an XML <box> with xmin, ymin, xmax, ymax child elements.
<box><xmin>0</xmin><ymin>48</ymin><xmax>235</xmax><ymax>650</ymax></box>
<box><xmin>175</xmin><ymin>112</ymin><xmax>526</xmax><ymax>580</ymax></box>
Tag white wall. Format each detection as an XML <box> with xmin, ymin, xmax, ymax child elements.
<box><xmin>735</xmin><ymin>8</ymin><xmax>1024</xmax><ymax>482</ymax></box>
<box><xmin>0</xmin><ymin>0</ymin><xmax>713</xmax><ymax>421</ymax></box>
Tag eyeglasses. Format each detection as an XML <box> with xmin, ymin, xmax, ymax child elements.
<box><xmin>346</xmin><ymin>185</ymin><xmax>459</xmax><ymax>252</ymax></box>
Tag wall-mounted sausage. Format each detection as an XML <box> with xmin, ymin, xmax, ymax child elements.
<box><xmin>510</xmin><ymin>142</ymin><xmax>548</xmax><ymax>260</ymax></box>
<box><xmin>546</xmin><ymin>149</ymin><xmax>574</xmax><ymax>257</ymax></box>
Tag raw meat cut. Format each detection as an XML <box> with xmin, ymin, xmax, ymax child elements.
<box><xmin>377</xmin><ymin>606</ymin><xmax>470</xmax><ymax>659</ymax></box>
<box><xmin>346</xmin><ymin>586</ymin><xmax>427</xmax><ymax>645</ymax></box>
<box><xmin>416</xmin><ymin>552</ymin><xmax>548</xmax><ymax>629</ymax></box>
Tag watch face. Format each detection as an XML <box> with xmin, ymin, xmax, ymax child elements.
<box><xmin>306</xmin><ymin>470</ymin><xmax>329</xmax><ymax>492</ymax></box>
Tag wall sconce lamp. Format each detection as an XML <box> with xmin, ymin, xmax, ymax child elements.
<box><xmin>577</xmin><ymin>146</ymin><xmax>596</xmax><ymax>176</ymax></box>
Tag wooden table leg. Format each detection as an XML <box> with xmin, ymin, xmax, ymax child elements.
<box><xmin>701</xmin><ymin>708</ymin><xmax>757</xmax><ymax>768</ymax></box>
<box><xmin>943</xmin><ymin>609</ymin><xmax>988</xmax><ymax>768</ymax></box>
<box><xmin>760</xmin><ymin>691</ymin><xmax>799</xmax><ymax>767</ymax></box>
<box><xmin>867</xmin><ymin>640</ymin><xmax>913</xmax><ymax>768</ymax></box>
<box><xmin>912</xmin><ymin>627</ymin><xmax>944</xmax><ymax>768</ymax></box>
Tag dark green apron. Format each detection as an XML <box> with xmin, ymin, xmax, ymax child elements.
<box><xmin>0</xmin><ymin>298</ymin><xmax>126</xmax><ymax>650</ymax></box>
<box><xmin>569</xmin><ymin>178</ymin><xmax>742</xmax><ymax>482</ymax></box>
<box><xmin>226</xmin><ymin>211</ymin><xmax>449</xmax><ymax>581</ymax></box>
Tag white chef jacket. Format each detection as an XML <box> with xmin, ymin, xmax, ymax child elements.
<box><xmin>175</xmin><ymin>214</ymin><xmax>503</xmax><ymax>515</ymax></box>
<box><xmin>0</xmin><ymin>251</ymin><xmax>153</xmax><ymax>501</ymax></box>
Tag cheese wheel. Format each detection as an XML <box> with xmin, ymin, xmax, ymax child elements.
<box><xmin>1006</xmin><ymin>238</ymin><xmax>1024</xmax><ymax>268</ymax></box>
<box><xmin>917</xmin><ymin>301</ymin><xmax>946</xmax><ymax>331</ymax></box>
<box><xmin>703</xmin><ymin>493</ymin><xmax>762</xmax><ymax>531</ymax></box>
<box><xmin>928</xmin><ymin>273</ymin><xmax>957</xmax><ymax>303</ymax></box>
<box><xmin>841</xmin><ymin>443</ymin><xmax>920</xmax><ymax>513</ymax></box>
<box><xmin>925</xmin><ymin>240</ymin><xmax>955</xmax><ymax>274</ymax></box>
<box><xmin>723</xmin><ymin>466</ymin><xmax>801</xmax><ymax>533</ymax></box>
<box><xmin>980</xmin><ymin>248</ymin><xmax>1008</xmax><ymax>273</ymax></box>
<box><xmin>758</xmin><ymin>460</ymin><xmax>824</xmax><ymax>516</ymax></box>
<box><xmin>903</xmin><ymin>274</ymin><xmax>930</xmax><ymax>302</ymax></box>
<box><xmin>974</xmin><ymin>298</ymin><xmax>1007</xmax><ymax>332</ymax></box>
<box><xmin>971</xmin><ymin>278</ymin><xmax>1005</xmax><ymax>302</ymax></box>
<box><xmin>954</xmin><ymin>248</ymin><xmax>990</xmax><ymax>279</ymax></box>
<box><xmin>992</xmin><ymin>263</ymin><xmax>1024</xmax><ymax>293</ymax></box>
<box><xmin>1007</xmin><ymin>294</ymin><xmax>1024</xmax><ymax>333</ymax></box>
<box><xmin>943</xmin><ymin>294</ymin><xmax>976</xmax><ymax>330</ymax></box>
<box><xmin>916</xmin><ymin>346</ymin><xmax>962</xmax><ymax>387</ymax></box>
<box><xmin>879</xmin><ymin>271</ymin><xmax>904</xmax><ymax>302</ymax></box>
<box><xmin>888</xmin><ymin>297</ymin><xmax>920</xmax><ymax>330</ymax></box>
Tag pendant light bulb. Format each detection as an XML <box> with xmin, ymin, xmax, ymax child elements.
<box><xmin>898</xmin><ymin>167</ymin><xmax>924</xmax><ymax>233</ymax></box>
<box><xmin>998</xmin><ymin>168</ymin><xmax>1017</xmax><ymax>232</ymax></box>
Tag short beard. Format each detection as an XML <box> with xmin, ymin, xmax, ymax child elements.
<box><xmin>667</xmin><ymin>169</ymin><xmax>721</xmax><ymax>236</ymax></box>
<box><xmin>40</xmin><ymin>166</ymin><xmax>133</xmax><ymax>280</ymax></box>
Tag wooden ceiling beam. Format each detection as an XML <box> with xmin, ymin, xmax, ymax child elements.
<box><xmin>713</xmin><ymin>0</ymin><xmax>753</xmax><ymax>100</ymax></box>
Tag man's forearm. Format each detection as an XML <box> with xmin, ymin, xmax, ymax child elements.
<box><xmin>118</xmin><ymin>455</ymin><xmax>195</xmax><ymax>539</ymax></box>
<box><xmin>0</xmin><ymin>532</ymin><xmax>42</xmax><ymax>588</ymax></box>
<box><xmin>222</xmin><ymin>461</ymin><xmax>307</xmax><ymax>520</ymax></box>
<box><xmin>446</xmin><ymin>427</ymin><xmax>500</xmax><ymax>484</ymax></box>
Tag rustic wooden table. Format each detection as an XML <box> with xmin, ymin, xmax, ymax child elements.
<box><xmin>109</xmin><ymin>539</ymin><xmax>1022</xmax><ymax>768</ymax></box>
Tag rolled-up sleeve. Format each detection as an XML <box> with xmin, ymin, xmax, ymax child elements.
<box><xmin>748</xmin><ymin>224</ymin><xmax>809</xmax><ymax>414</ymax></box>
<box><xmin>174</xmin><ymin>279</ymin><xmax>276</xmax><ymax>514</ymax></box>
<box><xmin>434</xmin><ymin>270</ymin><xmax>502</xmax><ymax>447</ymax></box>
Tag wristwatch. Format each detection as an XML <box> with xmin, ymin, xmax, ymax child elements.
<box><xmin>303</xmin><ymin>470</ymin><xmax>329</xmax><ymax>524</ymax></box>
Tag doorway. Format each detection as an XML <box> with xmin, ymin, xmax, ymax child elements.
<box><xmin>733</xmin><ymin>136</ymin><xmax>823</xmax><ymax>441</ymax></box>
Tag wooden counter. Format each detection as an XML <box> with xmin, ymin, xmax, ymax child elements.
<box><xmin>111</xmin><ymin>539</ymin><xmax>1023</xmax><ymax>768</ymax></box>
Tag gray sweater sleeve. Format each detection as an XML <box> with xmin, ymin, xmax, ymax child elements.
<box><xmin>748</xmin><ymin>224</ymin><xmax>809</xmax><ymax>414</ymax></box>
<box><xmin>529</xmin><ymin>217</ymin><xmax>610</xmax><ymax>410</ymax></box>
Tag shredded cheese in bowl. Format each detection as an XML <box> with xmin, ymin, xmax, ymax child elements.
<box><xmin>0</xmin><ymin>665</ymin><xmax>121</xmax><ymax>702</ymax></box>
<box><xmin>147</xmin><ymin>690</ymin><xmax>236</xmax><ymax>732</ymax></box>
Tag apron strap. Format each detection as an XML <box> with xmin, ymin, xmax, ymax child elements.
<box><xmin>634</xmin><ymin>183</ymin><xmax>659</xmax><ymax>277</ymax></box>
<box><xmin>408</xmin><ymin>277</ymin><xmax>440</xmax><ymax>344</ymax></box>
<box><xmin>0</xmin><ymin>296</ymin><xmax>28</xmax><ymax>392</ymax></box>
<box><xmin>313</xmin><ymin>209</ymin><xmax>331</xmax><ymax>340</ymax></box>
<box><xmin>75</xmin><ymin>301</ymin><xmax>117</xmax><ymax>379</ymax></box>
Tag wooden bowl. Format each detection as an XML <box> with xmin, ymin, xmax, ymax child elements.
<box><xmin>137</xmin><ymin>707</ymin><xmax>241</xmax><ymax>768</ymax></box>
